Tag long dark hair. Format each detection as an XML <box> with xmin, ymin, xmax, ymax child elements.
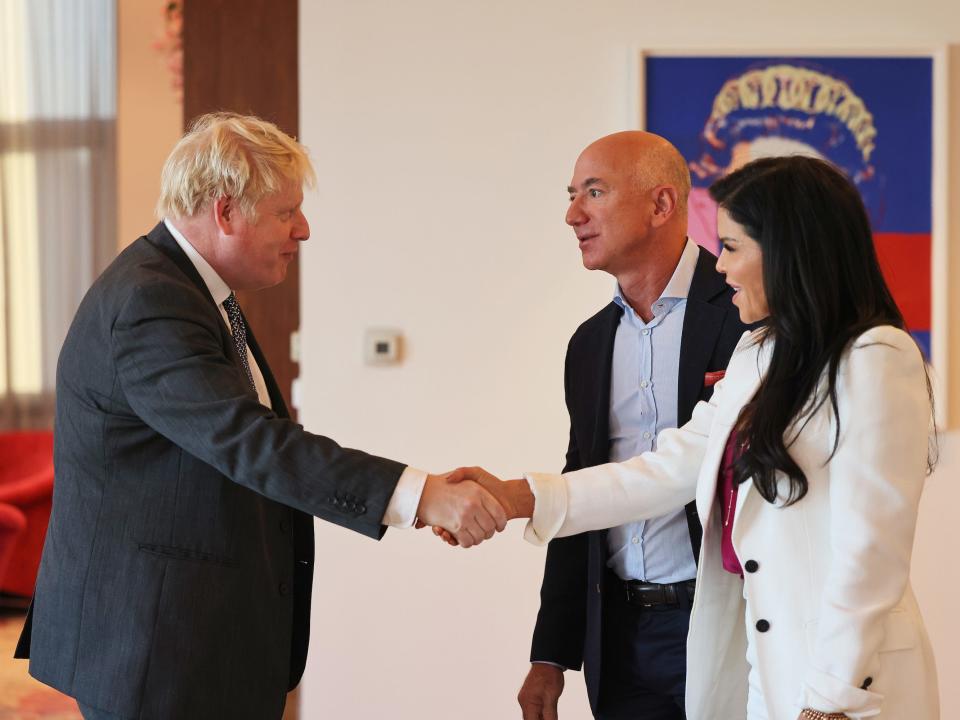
<box><xmin>709</xmin><ymin>155</ymin><xmax>932</xmax><ymax>505</ymax></box>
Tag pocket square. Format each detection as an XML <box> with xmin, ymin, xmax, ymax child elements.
<box><xmin>704</xmin><ymin>370</ymin><xmax>725</xmax><ymax>387</ymax></box>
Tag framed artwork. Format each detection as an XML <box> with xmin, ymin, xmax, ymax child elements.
<box><xmin>638</xmin><ymin>50</ymin><xmax>947</xmax><ymax>388</ymax></box>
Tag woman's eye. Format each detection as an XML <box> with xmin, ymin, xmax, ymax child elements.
<box><xmin>721</xmin><ymin>242</ymin><xmax>736</xmax><ymax>253</ymax></box>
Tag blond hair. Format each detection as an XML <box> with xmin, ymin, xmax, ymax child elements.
<box><xmin>156</xmin><ymin>112</ymin><xmax>316</xmax><ymax>221</ymax></box>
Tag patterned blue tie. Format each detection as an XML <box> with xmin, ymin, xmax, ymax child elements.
<box><xmin>222</xmin><ymin>293</ymin><xmax>256</xmax><ymax>392</ymax></box>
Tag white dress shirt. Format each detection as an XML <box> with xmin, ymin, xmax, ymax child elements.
<box><xmin>164</xmin><ymin>218</ymin><xmax>426</xmax><ymax>527</ymax></box>
<box><xmin>606</xmin><ymin>238</ymin><xmax>699</xmax><ymax>583</ymax></box>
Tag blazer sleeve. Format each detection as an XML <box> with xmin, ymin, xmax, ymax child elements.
<box><xmin>529</xmin><ymin>352</ymin><xmax>589</xmax><ymax>669</ymax></box>
<box><xmin>530</xmin><ymin>503</ymin><xmax>590</xmax><ymax>667</ymax></box>
<box><xmin>522</xmin><ymin>371</ymin><xmax>723</xmax><ymax>545</ymax></box>
<box><xmin>111</xmin><ymin>281</ymin><xmax>405</xmax><ymax>539</ymax></box>
<box><xmin>800</xmin><ymin>326</ymin><xmax>931</xmax><ymax>715</ymax></box>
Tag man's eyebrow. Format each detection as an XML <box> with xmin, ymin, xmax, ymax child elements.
<box><xmin>567</xmin><ymin>177</ymin><xmax>603</xmax><ymax>194</ymax></box>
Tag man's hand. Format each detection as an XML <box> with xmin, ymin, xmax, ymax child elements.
<box><xmin>518</xmin><ymin>663</ymin><xmax>564</xmax><ymax>720</ymax></box>
<box><xmin>415</xmin><ymin>474</ymin><xmax>507</xmax><ymax>548</ymax></box>
<box><xmin>426</xmin><ymin>467</ymin><xmax>534</xmax><ymax>547</ymax></box>
<box><xmin>426</xmin><ymin>467</ymin><xmax>533</xmax><ymax>547</ymax></box>
<box><xmin>446</xmin><ymin>466</ymin><xmax>534</xmax><ymax>521</ymax></box>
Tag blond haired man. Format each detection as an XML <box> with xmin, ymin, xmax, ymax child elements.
<box><xmin>15</xmin><ymin>113</ymin><xmax>505</xmax><ymax>720</ymax></box>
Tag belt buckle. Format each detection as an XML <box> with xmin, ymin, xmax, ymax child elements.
<box><xmin>625</xmin><ymin>582</ymin><xmax>663</xmax><ymax>608</ymax></box>
<box><xmin>638</xmin><ymin>587</ymin><xmax>657</xmax><ymax>608</ymax></box>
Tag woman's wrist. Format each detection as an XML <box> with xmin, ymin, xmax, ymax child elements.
<box><xmin>504</xmin><ymin>478</ymin><xmax>534</xmax><ymax>520</ymax></box>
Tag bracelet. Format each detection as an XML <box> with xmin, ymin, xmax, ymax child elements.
<box><xmin>800</xmin><ymin>710</ymin><xmax>849</xmax><ymax>720</ymax></box>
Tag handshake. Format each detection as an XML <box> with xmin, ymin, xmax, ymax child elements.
<box><xmin>414</xmin><ymin>467</ymin><xmax>535</xmax><ymax>548</ymax></box>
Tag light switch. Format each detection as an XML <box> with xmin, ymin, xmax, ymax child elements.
<box><xmin>364</xmin><ymin>328</ymin><xmax>402</xmax><ymax>366</ymax></box>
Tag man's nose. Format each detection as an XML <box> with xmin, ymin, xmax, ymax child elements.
<box><xmin>293</xmin><ymin>210</ymin><xmax>310</xmax><ymax>242</ymax></box>
<box><xmin>565</xmin><ymin>198</ymin><xmax>586</xmax><ymax>226</ymax></box>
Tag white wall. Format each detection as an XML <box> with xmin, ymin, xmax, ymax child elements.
<box><xmin>297</xmin><ymin>2</ymin><xmax>960</xmax><ymax>717</ymax></box>
<box><xmin>913</xmin><ymin>431</ymin><xmax>960</xmax><ymax>719</ymax></box>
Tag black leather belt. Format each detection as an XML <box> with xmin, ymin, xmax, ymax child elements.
<box><xmin>620</xmin><ymin>579</ymin><xmax>696</xmax><ymax>608</ymax></box>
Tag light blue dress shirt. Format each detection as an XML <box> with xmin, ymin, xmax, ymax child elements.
<box><xmin>606</xmin><ymin>240</ymin><xmax>700</xmax><ymax>584</ymax></box>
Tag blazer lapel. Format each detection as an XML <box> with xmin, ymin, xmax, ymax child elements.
<box><xmin>587</xmin><ymin>304</ymin><xmax>622</xmax><ymax>466</ymax></box>
<box><xmin>695</xmin><ymin>333</ymin><xmax>769</xmax><ymax>525</ymax></box>
<box><xmin>144</xmin><ymin>222</ymin><xmax>289</xmax><ymax>417</ymax></box>
<box><xmin>677</xmin><ymin>246</ymin><xmax>731</xmax><ymax>424</ymax></box>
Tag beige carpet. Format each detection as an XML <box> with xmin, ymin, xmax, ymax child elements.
<box><xmin>0</xmin><ymin>612</ymin><xmax>80</xmax><ymax>720</ymax></box>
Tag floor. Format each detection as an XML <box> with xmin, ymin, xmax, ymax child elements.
<box><xmin>0</xmin><ymin>611</ymin><xmax>81</xmax><ymax>720</ymax></box>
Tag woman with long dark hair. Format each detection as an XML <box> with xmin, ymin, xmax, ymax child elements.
<box><xmin>455</xmin><ymin>156</ymin><xmax>939</xmax><ymax>719</ymax></box>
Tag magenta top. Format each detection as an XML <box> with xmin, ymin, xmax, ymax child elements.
<box><xmin>718</xmin><ymin>432</ymin><xmax>743</xmax><ymax>577</ymax></box>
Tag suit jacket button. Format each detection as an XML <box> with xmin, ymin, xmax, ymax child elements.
<box><xmin>744</xmin><ymin>560</ymin><xmax>759</xmax><ymax>573</ymax></box>
<box><xmin>279</xmin><ymin>519</ymin><xmax>289</xmax><ymax>533</ymax></box>
<box><xmin>279</xmin><ymin>582</ymin><xmax>289</xmax><ymax>596</ymax></box>
<box><xmin>755</xmin><ymin>619</ymin><xmax>770</xmax><ymax>632</ymax></box>
<box><xmin>861</xmin><ymin>676</ymin><xmax>873</xmax><ymax>689</ymax></box>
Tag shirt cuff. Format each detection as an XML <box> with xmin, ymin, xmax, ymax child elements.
<box><xmin>522</xmin><ymin>472</ymin><xmax>568</xmax><ymax>545</ymax></box>
<box><xmin>381</xmin><ymin>466</ymin><xmax>428</xmax><ymax>528</ymax></box>
<box><xmin>532</xmin><ymin>661</ymin><xmax>568</xmax><ymax>671</ymax></box>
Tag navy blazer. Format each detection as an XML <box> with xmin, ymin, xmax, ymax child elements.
<box><xmin>529</xmin><ymin>246</ymin><xmax>747</xmax><ymax>714</ymax></box>
<box><xmin>17</xmin><ymin>223</ymin><xmax>405</xmax><ymax>719</ymax></box>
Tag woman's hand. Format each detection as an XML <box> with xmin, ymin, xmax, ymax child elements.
<box><xmin>418</xmin><ymin>466</ymin><xmax>534</xmax><ymax>546</ymax></box>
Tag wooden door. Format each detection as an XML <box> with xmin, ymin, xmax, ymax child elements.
<box><xmin>182</xmin><ymin>0</ymin><xmax>301</xmax><ymax>418</ymax></box>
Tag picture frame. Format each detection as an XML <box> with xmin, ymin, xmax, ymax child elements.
<box><xmin>636</xmin><ymin>49</ymin><xmax>949</xmax><ymax>421</ymax></box>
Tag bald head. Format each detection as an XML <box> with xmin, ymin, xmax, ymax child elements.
<box><xmin>565</xmin><ymin>130</ymin><xmax>691</xmax><ymax>286</ymax></box>
<box><xmin>578</xmin><ymin>131</ymin><xmax>691</xmax><ymax>214</ymax></box>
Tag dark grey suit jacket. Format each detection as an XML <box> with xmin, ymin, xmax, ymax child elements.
<box><xmin>16</xmin><ymin>223</ymin><xmax>406</xmax><ymax>719</ymax></box>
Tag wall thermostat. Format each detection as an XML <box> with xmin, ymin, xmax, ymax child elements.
<box><xmin>364</xmin><ymin>328</ymin><xmax>402</xmax><ymax>366</ymax></box>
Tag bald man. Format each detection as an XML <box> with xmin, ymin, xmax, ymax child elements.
<box><xmin>517</xmin><ymin>132</ymin><xmax>747</xmax><ymax>720</ymax></box>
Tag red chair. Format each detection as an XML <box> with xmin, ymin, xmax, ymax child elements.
<box><xmin>0</xmin><ymin>503</ymin><xmax>27</xmax><ymax>589</ymax></box>
<box><xmin>0</xmin><ymin>431</ymin><xmax>54</xmax><ymax>597</ymax></box>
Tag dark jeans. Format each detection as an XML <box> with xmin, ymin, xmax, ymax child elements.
<box><xmin>596</xmin><ymin>579</ymin><xmax>692</xmax><ymax>720</ymax></box>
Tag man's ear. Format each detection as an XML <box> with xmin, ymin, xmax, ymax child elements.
<box><xmin>213</xmin><ymin>196</ymin><xmax>236</xmax><ymax>234</ymax></box>
<box><xmin>650</xmin><ymin>185</ymin><xmax>679</xmax><ymax>228</ymax></box>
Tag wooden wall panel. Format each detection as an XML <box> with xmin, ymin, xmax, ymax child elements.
<box><xmin>183</xmin><ymin>0</ymin><xmax>301</xmax><ymax>418</ymax></box>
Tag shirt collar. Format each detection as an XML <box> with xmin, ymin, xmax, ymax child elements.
<box><xmin>164</xmin><ymin>218</ymin><xmax>233</xmax><ymax>306</ymax></box>
<box><xmin>613</xmin><ymin>238</ymin><xmax>700</xmax><ymax>314</ymax></box>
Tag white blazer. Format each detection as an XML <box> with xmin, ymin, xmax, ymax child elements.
<box><xmin>525</xmin><ymin>326</ymin><xmax>938</xmax><ymax>720</ymax></box>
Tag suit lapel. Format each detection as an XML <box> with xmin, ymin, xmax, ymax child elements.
<box><xmin>677</xmin><ymin>246</ymin><xmax>732</xmax><ymax>424</ymax></box>
<box><xmin>587</xmin><ymin>303</ymin><xmax>622</xmax><ymax>466</ymax></box>
<box><xmin>695</xmin><ymin>333</ymin><xmax>768</xmax><ymax>524</ymax></box>
<box><xmin>144</xmin><ymin>222</ymin><xmax>290</xmax><ymax>418</ymax></box>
